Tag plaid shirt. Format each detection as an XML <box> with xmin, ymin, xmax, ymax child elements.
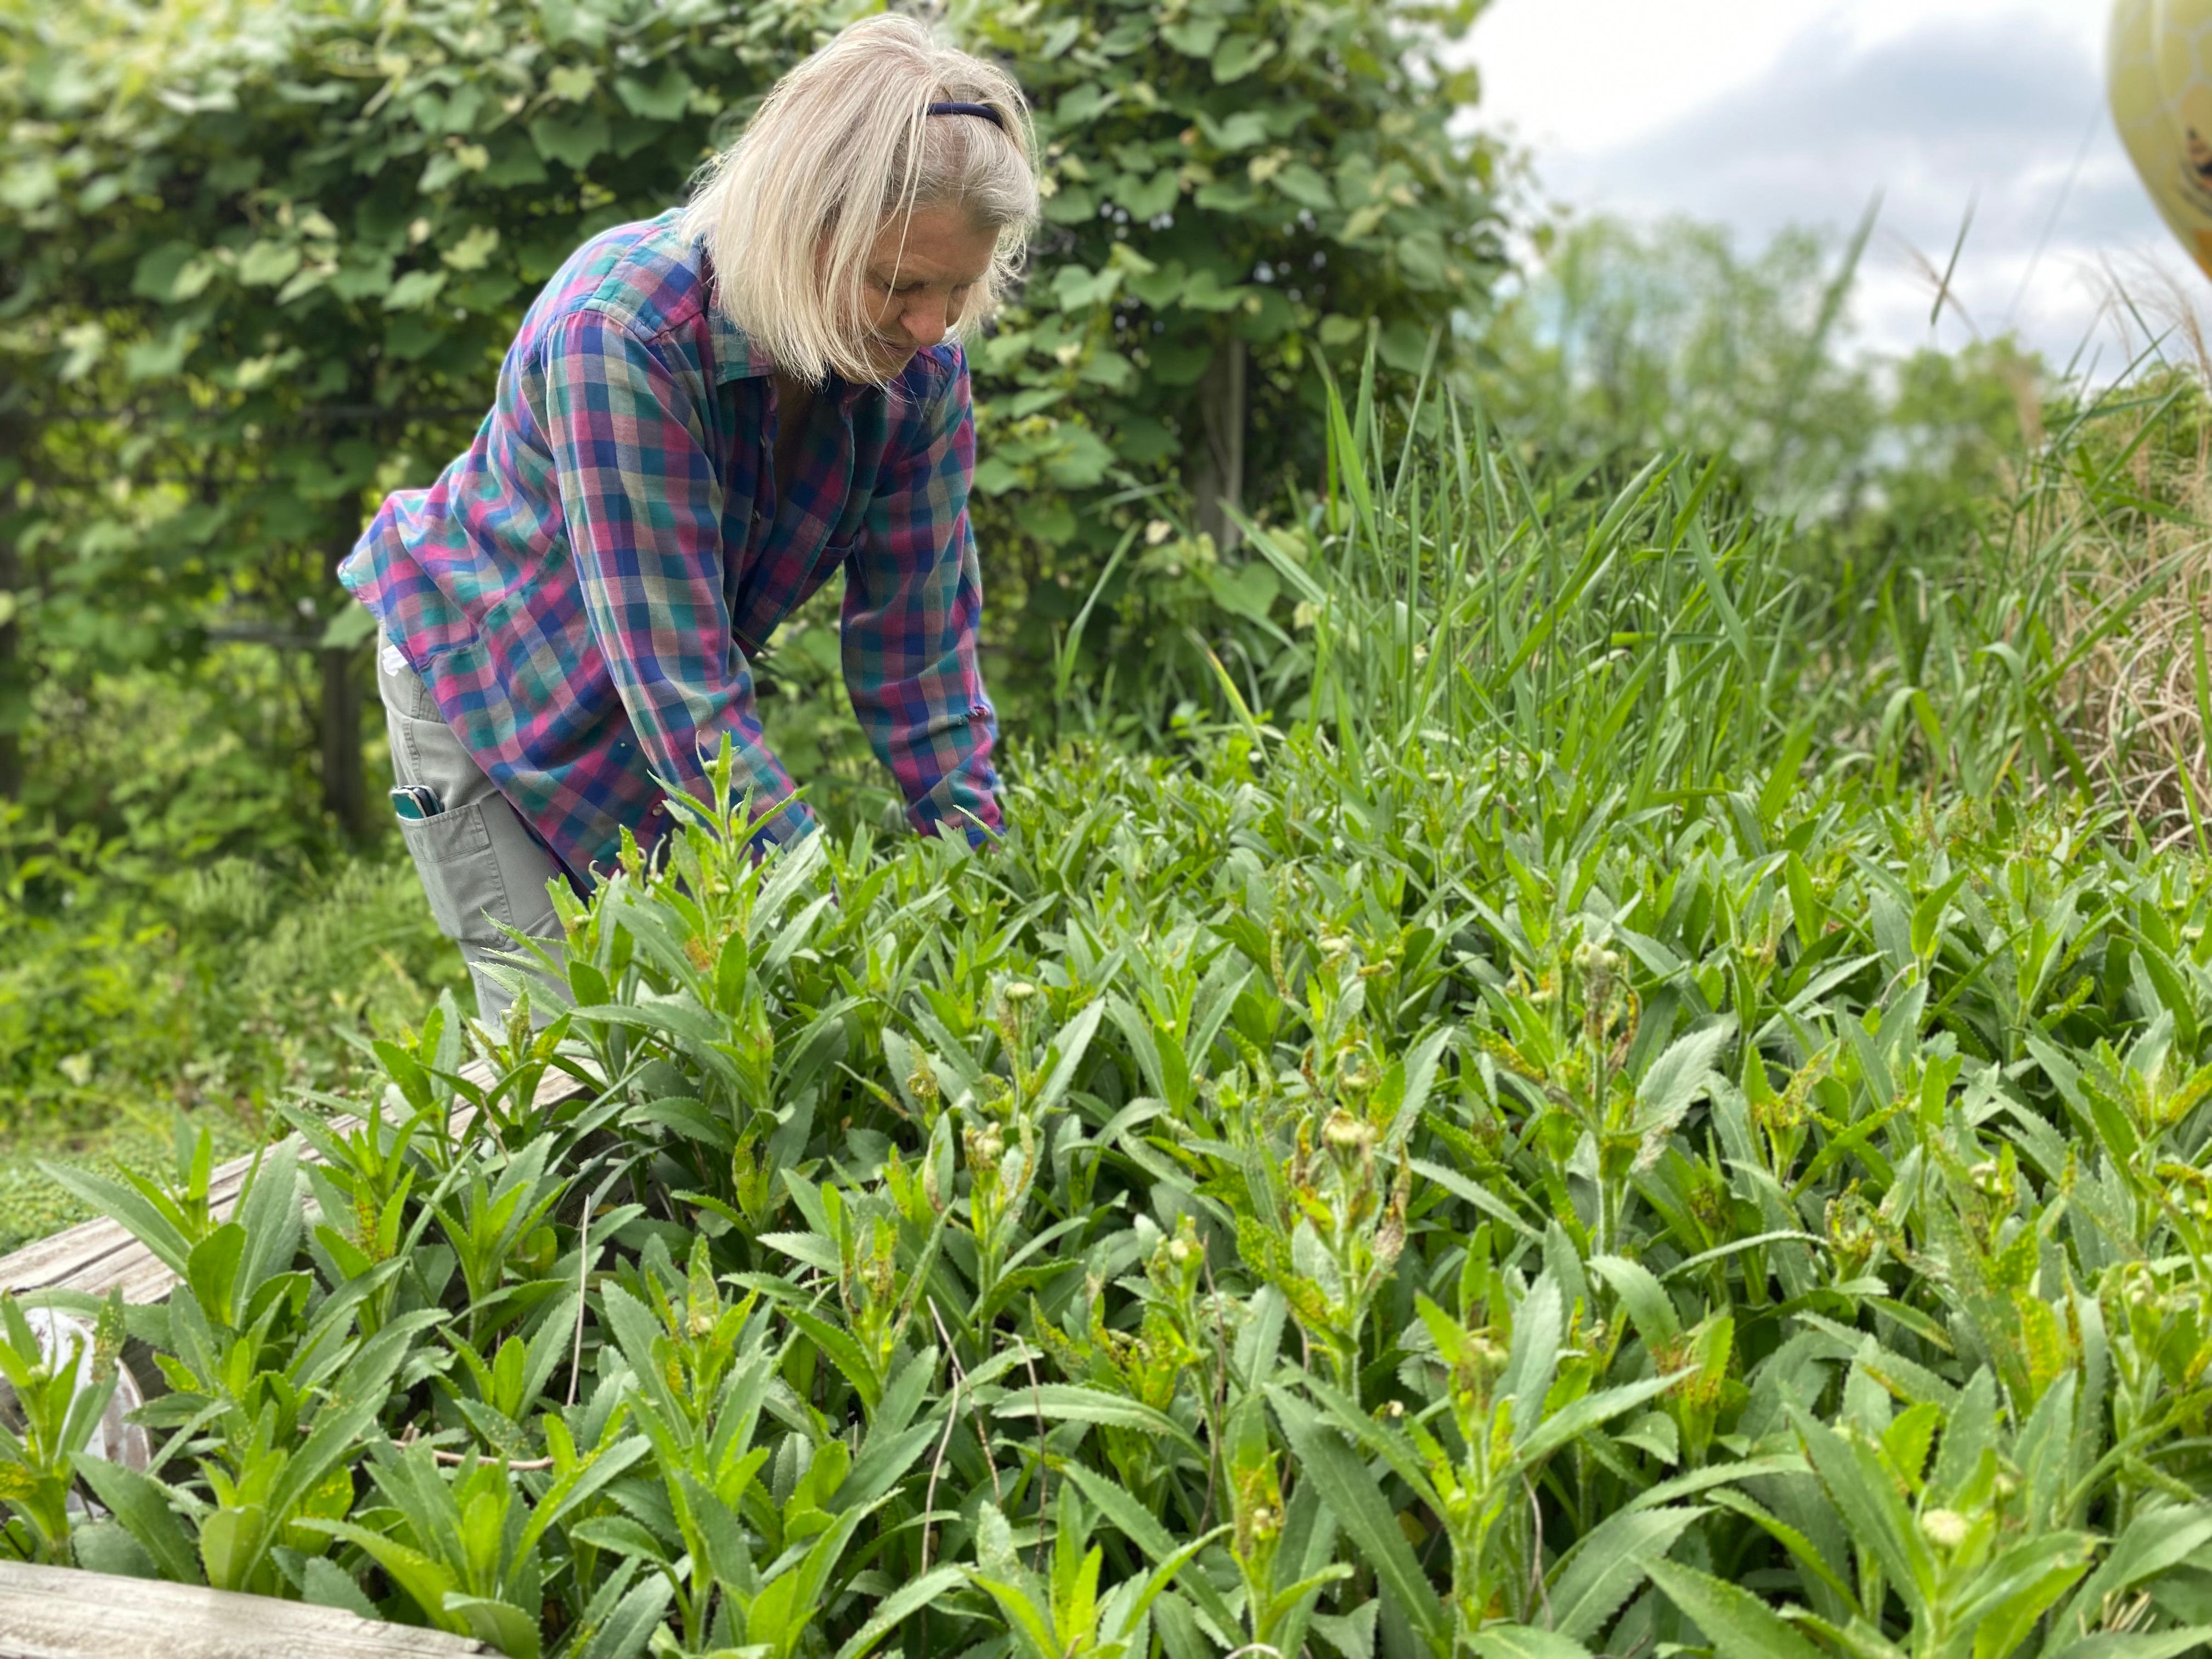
<box><xmin>340</xmin><ymin>208</ymin><xmax>1001</xmax><ymax>885</ymax></box>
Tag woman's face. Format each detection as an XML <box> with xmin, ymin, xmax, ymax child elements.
<box><xmin>855</xmin><ymin>206</ymin><xmax>999</xmax><ymax>375</ymax></box>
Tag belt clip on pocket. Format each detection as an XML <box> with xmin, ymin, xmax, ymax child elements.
<box><xmin>391</xmin><ymin>783</ymin><xmax>443</xmax><ymax>822</ymax></box>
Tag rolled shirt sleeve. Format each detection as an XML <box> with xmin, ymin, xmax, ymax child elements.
<box><xmin>536</xmin><ymin>309</ymin><xmax>814</xmax><ymax>847</ymax></box>
<box><xmin>840</xmin><ymin>356</ymin><xmax>1004</xmax><ymax>845</ymax></box>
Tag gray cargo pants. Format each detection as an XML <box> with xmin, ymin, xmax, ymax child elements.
<box><xmin>376</xmin><ymin>635</ymin><xmax>568</xmax><ymax>1026</ymax></box>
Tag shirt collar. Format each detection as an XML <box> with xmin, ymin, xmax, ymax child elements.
<box><xmin>704</xmin><ymin>291</ymin><xmax>777</xmax><ymax>384</ymax></box>
<box><xmin>699</xmin><ymin>258</ymin><xmax>874</xmax><ymax>414</ymax></box>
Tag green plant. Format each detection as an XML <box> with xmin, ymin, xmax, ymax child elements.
<box><xmin>6</xmin><ymin>335</ymin><xmax>2212</xmax><ymax>1659</ymax></box>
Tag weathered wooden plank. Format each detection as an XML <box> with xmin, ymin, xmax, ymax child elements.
<box><xmin>0</xmin><ymin>1559</ymin><xmax>496</xmax><ymax>1657</ymax></box>
<box><xmin>0</xmin><ymin>1060</ymin><xmax>590</xmax><ymax>1304</ymax></box>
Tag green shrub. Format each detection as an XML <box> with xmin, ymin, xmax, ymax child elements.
<box><xmin>0</xmin><ymin>797</ymin><xmax>469</xmax><ymax>1138</ymax></box>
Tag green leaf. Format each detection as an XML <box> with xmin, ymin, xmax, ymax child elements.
<box><xmin>1514</xmin><ymin>1373</ymin><xmax>1682</xmax><ymax>1466</ymax></box>
<box><xmin>1058</xmin><ymin>1462</ymin><xmax>1244</xmax><ymax>1635</ymax></box>
<box><xmin>515</xmin><ymin>1435</ymin><xmax>652</xmax><ymax>1560</ymax></box>
<box><xmin>198</xmin><ymin>1503</ymin><xmax>267</xmax><ymax>1593</ymax></box>
<box><xmin>37</xmin><ymin>1164</ymin><xmax>193</xmax><ymax>1277</ymax></box>
<box><xmin>1212</xmin><ymin>35</ymin><xmax>1279</xmax><ymax>82</ymax></box>
<box><xmin>528</xmin><ymin>111</ymin><xmax>610</xmax><ymax>170</ymax></box>
<box><xmin>832</xmin><ymin>1565</ymin><xmax>968</xmax><ymax>1659</ymax></box>
<box><xmin>1910</xmin><ymin>870</ymin><xmax>1971</xmax><ymax>960</ymax></box>
<box><xmin>131</xmin><ymin>241</ymin><xmax>196</xmax><ymax>301</ymax></box>
<box><xmin>72</xmin><ymin>1458</ymin><xmax>200</xmax><ymax>1584</ymax></box>
<box><xmin>2055</xmin><ymin>1506</ymin><xmax>2212</xmax><ymax>1644</ymax></box>
<box><xmin>1590</xmin><ymin>1255</ymin><xmax>1681</xmax><ymax>1348</ymax></box>
<box><xmin>236</xmin><ymin>241</ymin><xmax>301</xmax><ymax>287</ymax></box>
<box><xmin>301</xmin><ymin>1556</ymin><xmax>379</xmax><ymax>1618</ymax></box>
<box><xmin>1646</xmin><ymin>1561</ymin><xmax>1826</xmax><ymax>1659</ymax></box>
<box><xmin>382</xmin><ymin>269</ymin><xmax>449</xmax><ymax>312</ymax></box>
<box><xmin>442</xmin><ymin>225</ymin><xmax>501</xmax><ymax>272</ymax></box>
<box><xmin>1468</xmin><ymin>1628</ymin><xmax>1594</xmax><ymax>1659</ymax></box>
<box><xmin>1053</xmin><ymin>263</ymin><xmax>1124</xmax><ymax>311</ymax></box>
<box><xmin>575</xmin><ymin>1572</ymin><xmax>674</xmax><ymax>1659</ymax></box>
<box><xmin>71</xmin><ymin>1521</ymin><xmax>157</xmax><ymax>1579</ymax></box>
<box><xmin>1117</xmin><ymin>171</ymin><xmax>1182</xmax><ymax>220</ymax></box>
<box><xmin>300</xmin><ymin>1519</ymin><xmax>462</xmax><ymax>1633</ymax></box>
<box><xmin>1273</xmin><ymin>163</ymin><xmax>1335</xmax><ymax>211</ymax></box>
<box><xmin>1271</xmin><ymin>1392</ymin><xmax>1451</xmax><ymax>1654</ymax></box>
<box><xmin>1547</xmin><ymin>1505</ymin><xmax>1707</xmax><ymax>1642</ymax></box>
<box><xmin>1161</xmin><ymin>17</ymin><xmax>1223</xmax><ymax>55</ymax></box>
<box><xmin>786</xmin><ymin>1304</ymin><xmax>884</xmax><ymax>1412</ymax></box>
<box><xmin>185</xmin><ymin>1223</ymin><xmax>246</xmax><ymax>1325</ymax></box>
<box><xmin>1787</xmin><ymin>1407</ymin><xmax>1928</xmax><ymax>1619</ymax></box>
<box><xmin>990</xmin><ymin>1385</ymin><xmax>1201</xmax><ymax>1453</ymax></box>
<box><xmin>1633</xmin><ymin>1017</ymin><xmax>1735</xmax><ymax>1137</ymax></box>
<box><xmin>614</xmin><ymin>66</ymin><xmax>692</xmax><ymax>121</ymax></box>
<box><xmin>319</xmin><ymin>605</ymin><xmax>380</xmax><ymax>650</ymax></box>
<box><xmin>447</xmin><ymin>1594</ymin><xmax>543</xmax><ymax>1659</ymax></box>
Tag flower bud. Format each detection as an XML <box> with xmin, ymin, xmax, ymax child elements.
<box><xmin>1920</xmin><ymin>1509</ymin><xmax>1971</xmax><ymax>1550</ymax></box>
<box><xmin>1322</xmin><ymin>1109</ymin><xmax>1373</xmax><ymax>1154</ymax></box>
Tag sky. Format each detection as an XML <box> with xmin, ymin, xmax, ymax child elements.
<box><xmin>1461</xmin><ymin>0</ymin><xmax>2194</xmax><ymax>369</ymax></box>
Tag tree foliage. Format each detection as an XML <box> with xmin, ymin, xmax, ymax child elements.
<box><xmin>0</xmin><ymin>0</ymin><xmax>1503</xmax><ymax>830</ymax></box>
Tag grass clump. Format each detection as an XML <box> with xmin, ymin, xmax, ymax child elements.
<box><xmin>0</xmin><ymin>793</ymin><xmax>470</xmax><ymax>1240</ymax></box>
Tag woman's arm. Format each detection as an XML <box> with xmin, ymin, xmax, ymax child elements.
<box><xmin>842</xmin><ymin>354</ymin><xmax>1003</xmax><ymax>845</ymax></box>
<box><xmin>536</xmin><ymin>307</ymin><xmax>814</xmax><ymax>847</ymax></box>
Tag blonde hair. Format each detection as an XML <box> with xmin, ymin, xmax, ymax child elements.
<box><xmin>682</xmin><ymin>14</ymin><xmax>1041</xmax><ymax>386</ymax></box>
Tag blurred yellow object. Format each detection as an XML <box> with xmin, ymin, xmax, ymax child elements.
<box><xmin>2111</xmin><ymin>0</ymin><xmax>2212</xmax><ymax>276</ymax></box>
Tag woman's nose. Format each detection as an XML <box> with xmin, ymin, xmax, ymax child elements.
<box><xmin>900</xmin><ymin>297</ymin><xmax>951</xmax><ymax>347</ymax></box>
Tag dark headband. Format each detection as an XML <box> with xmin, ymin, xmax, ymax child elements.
<box><xmin>928</xmin><ymin>100</ymin><xmax>1005</xmax><ymax>130</ymax></box>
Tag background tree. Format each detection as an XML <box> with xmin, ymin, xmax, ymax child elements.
<box><xmin>952</xmin><ymin>0</ymin><xmax>1506</xmax><ymax>675</ymax></box>
<box><xmin>0</xmin><ymin>0</ymin><xmax>1506</xmax><ymax>839</ymax></box>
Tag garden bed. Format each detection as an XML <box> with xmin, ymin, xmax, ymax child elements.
<box><xmin>3</xmin><ymin>383</ymin><xmax>2211</xmax><ymax>1659</ymax></box>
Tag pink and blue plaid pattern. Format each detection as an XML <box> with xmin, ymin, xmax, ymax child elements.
<box><xmin>340</xmin><ymin>210</ymin><xmax>1002</xmax><ymax>885</ymax></box>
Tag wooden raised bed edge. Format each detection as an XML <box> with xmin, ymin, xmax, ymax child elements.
<box><xmin>0</xmin><ymin>1558</ymin><xmax>496</xmax><ymax>1657</ymax></box>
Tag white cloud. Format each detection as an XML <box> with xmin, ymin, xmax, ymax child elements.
<box><xmin>1463</xmin><ymin>0</ymin><xmax>2195</xmax><ymax>365</ymax></box>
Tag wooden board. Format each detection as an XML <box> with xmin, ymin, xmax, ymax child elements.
<box><xmin>0</xmin><ymin>1559</ymin><xmax>495</xmax><ymax>1657</ymax></box>
<box><xmin>0</xmin><ymin>1060</ymin><xmax>589</xmax><ymax>1305</ymax></box>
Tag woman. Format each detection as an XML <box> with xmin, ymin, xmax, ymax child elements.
<box><xmin>340</xmin><ymin>16</ymin><xmax>1039</xmax><ymax>1023</ymax></box>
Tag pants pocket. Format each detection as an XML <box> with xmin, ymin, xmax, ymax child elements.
<box><xmin>397</xmin><ymin>801</ymin><xmax>508</xmax><ymax>944</ymax></box>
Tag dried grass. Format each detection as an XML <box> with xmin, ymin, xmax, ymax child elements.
<box><xmin>2048</xmin><ymin>475</ymin><xmax>2212</xmax><ymax>853</ymax></box>
<box><xmin>2037</xmin><ymin>263</ymin><xmax>2212</xmax><ymax>849</ymax></box>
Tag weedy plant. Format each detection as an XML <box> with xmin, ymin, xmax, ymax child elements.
<box><xmin>10</xmin><ymin>362</ymin><xmax>2212</xmax><ymax>1659</ymax></box>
